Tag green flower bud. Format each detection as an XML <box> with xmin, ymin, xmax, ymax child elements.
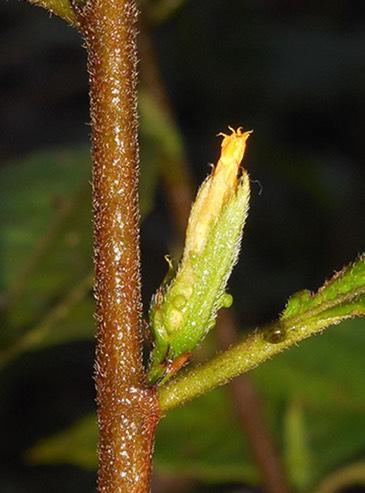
<box><xmin>148</xmin><ymin>128</ymin><xmax>252</xmax><ymax>383</ymax></box>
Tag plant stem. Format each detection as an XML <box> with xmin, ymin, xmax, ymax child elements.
<box><xmin>74</xmin><ymin>1</ymin><xmax>159</xmax><ymax>491</ymax></box>
<box><xmin>158</xmin><ymin>316</ymin><xmax>345</xmax><ymax>413</ymax></box>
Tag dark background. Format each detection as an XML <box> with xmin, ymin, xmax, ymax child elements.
<box><xmin>0</xmin><ymin>0</ymin><xmax>364</xmax><ymax>491</ymax></box>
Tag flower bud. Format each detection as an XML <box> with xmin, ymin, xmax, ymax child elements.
<box><xmin>148</xmin><ymin>128</ymin><xmax>252</xmax><ymax>383</ymax></box>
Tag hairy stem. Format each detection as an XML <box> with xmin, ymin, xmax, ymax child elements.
<box><xmin>158</xmin><ymin>316</ymin><xmax>346</xmax><ymax>413</ymax></box>
<box><xmin>74</xmin><ymin>1</ymin><xmax>159</xmax><ymax>491</ymax></box>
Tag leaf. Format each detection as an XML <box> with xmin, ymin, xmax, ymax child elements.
<box><xmin>148</xmin><ymin>0</ymin><xmax>187</xmax><ymax>24</ymax></box>
<box><xmin>27</xmin><ymin>318</ymin><xmax>365</xmax><ymax>488</ymax></box>
<box><xmin>139</xmin><ymin>90</ymin><xmax>185</xmax><ymax>166</ymax></box>
<box><xmin>282</xmin><ymin>254</ymin><xmax>365</xmax><ymax>326</ymax></box>
<box><xmin>0</xmin><ymin>149</ymin><xmax>93</xmax><ymax>335</ymax></box>
<box><xmin>255</xmin><ymin>318</ymin><xmax>365</xmax><ymax>409</ymax></box>
<box><xmin>0</xmin><ymin>149</ymin><xmax>91</xmax><ymax>293</ymax></box>
<box><xmin>26</xmin><ymin>414</ymin><xmax>98</xmax><ymax>470</ymax></box>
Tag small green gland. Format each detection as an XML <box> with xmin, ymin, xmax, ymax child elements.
<box><xmin>190</xmin><ymin>252</ymin><xmax>198</xmax><ymax>263</ymax></box>
<box><xmin>173</xmin><ymin>294</ymin><xmax>187</xmax><ymax>309</ymax></box>
<box><xmin>221</xmin><ymin>293</ymin><xmax>233</xmax><ymax>308</ymax></box>
<box><xmin>165</xmin><ymin>306</ymin><xmax>183</xmax><ymax>333</ymax></box>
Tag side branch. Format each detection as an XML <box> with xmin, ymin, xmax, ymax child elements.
<box><xmin>158</xmin><ymin>316</ymin><xmax>352</xmax><ymax>413</ymax></box>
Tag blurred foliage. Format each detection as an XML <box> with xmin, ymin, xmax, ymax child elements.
<box><xmin>283</xmin><ymin>399</ymin><xmax>311</xmax><ymax>490</ymax></box>
<box><xmin>0</xmin><ymin>149</ymin><xmax>92</xmax><ymax>340</ymax></box>
<box><xmin>1</xmin><ymin>88</ymin><xmax>364</xmax><ymax>492</ymax></box>
<box><xmin>27</xmin><ymin>389</ymin><xmax>256</xmax><ymax>483</ymax></box>
<box><xmin>1</xmin><ymin>1</ymin><xmax>364</xmax><ymax>492</ymax></box>
<box><xmin>1</xmin><ymin>68</ymin><xmax>364</xmax><ymax>493</ymax></box>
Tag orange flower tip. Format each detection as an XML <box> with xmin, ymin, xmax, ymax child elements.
<box><xmin>217</xmin><ymin>127</ymin><xmax>253</xmax><ymax>139</ymax></box>
<box><xmin>217</xmin><ymin>127</ymin><xmax>253</xmax><ymax>171</ymax></box>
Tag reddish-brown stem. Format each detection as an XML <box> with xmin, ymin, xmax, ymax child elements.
<box><xmin>139</xmin><ymin>26</ymin><xmax>290</xmax><ymax>493</ymax></box>
<box><xmin>74</xmin><ymin>1</ymin><xmax>159</xmax><ymax>491</ymax></box>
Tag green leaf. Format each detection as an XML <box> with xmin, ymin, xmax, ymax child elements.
<box><xmin>148</xmin><ymin>0</ymin><xmax>187</xmax><ymax>24</ymax></box>
<box><xmin>282</xmin><ymin>255</ymin><xmax>365</xmax><ymax>326</ymax></box>
<box><xmin>0</xmin><ymin>149</ymin><xmax>93</xmax><ymax>334</ymax></box>
<box><xmin>312</xmin><ymin>462</ymin><xmax>365</xmax><ymax>493</ymax></box>
<box><xmin>26</xmin><ymin>414</ymin><xmax>98</xmax><ymax>470</ymax></box>
<box><xmin>0</xmin><ymin>149</ymin><xmax>91</xmax><ymax>293</ymax></box>
<box><xmin>255</xmin><ymin>318</ymin><xmax>365</xmax><ymax>409</ymax></box>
